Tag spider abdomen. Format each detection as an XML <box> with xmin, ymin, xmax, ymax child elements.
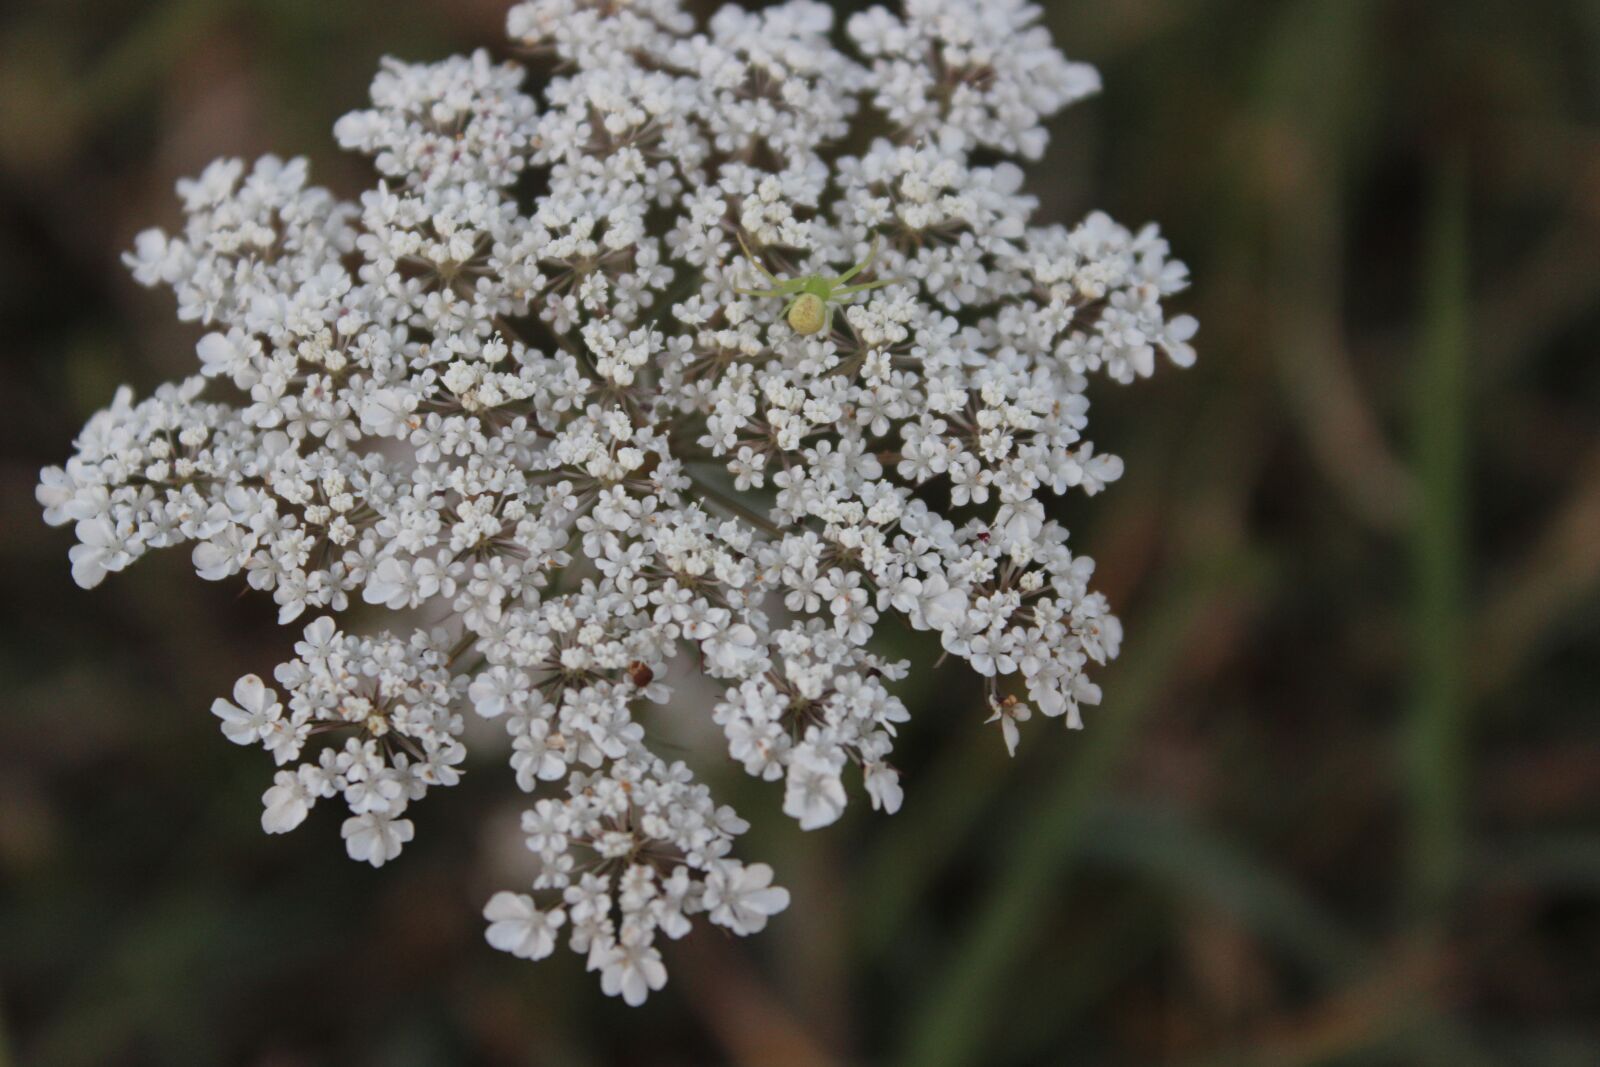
<box><xmin>787</xmin><ymin>292</ymin><xmax>827</xmax><ymax>335</ymax></box>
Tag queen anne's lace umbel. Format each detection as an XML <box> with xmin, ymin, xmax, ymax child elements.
<box><xmin>38</xmin><ymin>0</ymin><xmax>1194</xmax><ymax>1004</ymax></box>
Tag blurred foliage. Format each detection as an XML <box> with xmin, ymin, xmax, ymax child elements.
<box><xmin>3</xmin><ymin>0</ymin><xmax>1599</xmax><ymax>1064</ymax></box>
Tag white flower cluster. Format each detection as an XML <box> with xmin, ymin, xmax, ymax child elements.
<box><xmin>212</xmin><ymin>616</ymin><xmax>467</xmax><ymax>865</ymax></box>
<box><xmin>38</xmin><ymin>0</ymin><xmax>1193</xmax><ymax>1003</ymax></box>
<box><xmin>849</xmin><ymin>0</ymin><xmax>1102</xmax><ymax>160</ymax></box>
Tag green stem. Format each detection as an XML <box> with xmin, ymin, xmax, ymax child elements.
<box><xmin>1404</xmin><ymin>152</ymin><xmax>1471</xmax><ymax>921</ymax></box>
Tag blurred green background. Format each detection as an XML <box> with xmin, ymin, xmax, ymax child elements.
<box><xmin>3</xmin><ymin>1</ymin><xmax>1599</xmax><ymax>1064</ymax></box>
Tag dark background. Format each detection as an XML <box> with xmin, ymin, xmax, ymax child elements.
<box><xmin>3</xmin><ymin>1</ymin><xmax>1599</xmax><ymax>1064</ymax></box>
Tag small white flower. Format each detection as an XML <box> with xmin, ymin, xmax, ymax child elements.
<box><xmin>341</xmin><ymin>812</ymin><xmax>414</xmax><ymax>867</ymax></box>
<box><xmin>469</xmin><ymin>666</ymin><xmax>523</xmax><ymax>719</ymax></box>
<box><xmin>985</xmin><ymin>696</ymin><xmax>1033</xmax><ymax>757</ymax></box>
<box><xmin>262</xmin><ymin>769</ymin><xmax>313</xmax><ymax>833</ymax></box>
<box><xmin>595</xmin><ymin>928</ymin><xmax>668</xmax><ymax>1007</ymax></box>
<box><xmin>212</xmin><ymin>674</ymin><xmax>281</xmax><ymax>746</ymax></box>
<box><xmin>483</xmin><ymin>891</ymin><xmax>565</xmax><ymax>960</ymax></box>
<box><xmin>783</xmin><ymin>744</ymin><xmax>849</xmax><ymax>831</ymax></box>
<box><xmin>703</xmin><ymin>862</ymin><xmax>790</xmax><ymax>935</ymax></box>
<box><xmin>359</xmin><ymin>387</ymin><xmax>418</xmax><ymax>438</ymax></box>
<box><xmin>864</xmin><ymin>761</ymin><xmax>904</xmax><ymax>814</ymax></box>
<box><xmin>35</xmin><ymin>467</ymin><xmax>78</xmax><ymax>527</ymax></box>
<box><xmin>68</xmin><ymin>517</ymin><xmax>129</xmax><ymax>590</ymax></box>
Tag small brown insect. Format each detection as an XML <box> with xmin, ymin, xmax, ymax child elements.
<box><xmin>628</xmin><ymin>660</ymin><xmax>654</xmax><ymax>687</ymax></box>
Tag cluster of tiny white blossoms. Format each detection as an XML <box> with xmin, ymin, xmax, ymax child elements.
<box><xmin>37</xmin><ymin>0</ymin><xmax>1194</xmax><ymax>1004</ymax></box>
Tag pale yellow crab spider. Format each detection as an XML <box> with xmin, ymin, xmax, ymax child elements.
<box><xmin>735</xmin><ymin>232</ymin><xmax>900</xmax><ymax>335</ymax></box>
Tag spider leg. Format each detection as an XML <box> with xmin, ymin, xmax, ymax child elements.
<box><xmin>736</xmin><ymin>273</ymin><xmax>807</xmax><ymax>297</ymax></box>
<box><xmin>736</xmin><ymin>231</ymin><xmax>780</xmax><ymax>283</ymax></box>
<box><xmin>833</xmin><ymin>235</ymin><xmax>882</xmax><ymax>285</ymax></box>
<box><xmin>833</xmin><ymin>276</ymin><xmax>902</xmax><ymax>297</ymax></box>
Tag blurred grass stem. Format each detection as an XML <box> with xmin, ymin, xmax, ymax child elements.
<box><xmin>1405</xmin><ymin>154</ymin><xmax>1471</xmax><ymax>920</ymax></box>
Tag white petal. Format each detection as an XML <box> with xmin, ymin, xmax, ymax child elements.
<box><xmin>231</xmin><ymin>674</ymin><xmax>270</xmax><ymax>715</ymax></box>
